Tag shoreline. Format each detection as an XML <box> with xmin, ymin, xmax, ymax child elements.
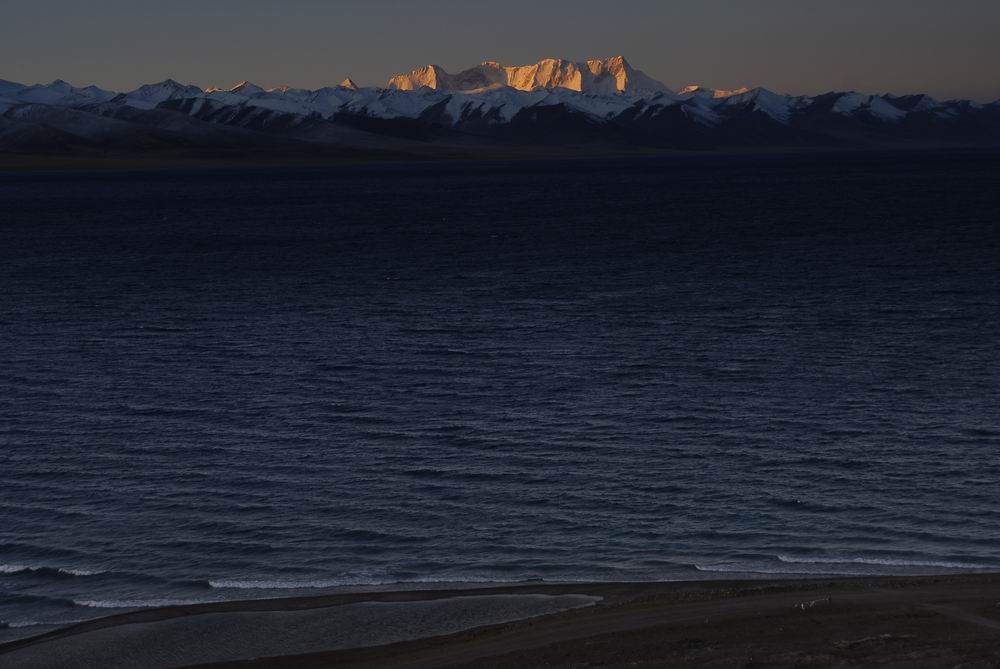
<box><xmin>4</xmin><ymin>573</ymin><xmax>1000</xmax><ymax>668</ymax></box>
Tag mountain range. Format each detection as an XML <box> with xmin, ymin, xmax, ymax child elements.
<box><xmin>2</xmin><ymin>56</ymin><xmax>999</xmax><ymax>161</ymax></box>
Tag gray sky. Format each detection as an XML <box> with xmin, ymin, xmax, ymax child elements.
<box><xmin>2</xmin><ymin>0</ymin><xmax>999</xmax><ymax>101</ymax></box>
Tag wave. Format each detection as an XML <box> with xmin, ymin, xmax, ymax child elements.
<box><xmin>0</xmin><ymin>564</ymin><xmax>106</xmax><ymax>578</ymax></box>
<box><xmin>210</xmin><ymin>575</ymin><xmax>554</xmax><ymax>591</ymax></box>
<box><xmin>407</xmin><ymin>575</ymin><xmax>541</xmax><ymax>584</ymax></box>
<box><xmin>693</xmin><ymin>563</ymin><xmax>859</xmax><ymax>576</ymax></box>
<box><xmin>776</xmin><ymin>555</ymin><xmax>1000</xmax><ymax>570</ymax></box>
<box><xmin>209</xmin><ymin>578</ymin><xmax>367</xmax><ymax>590</ymax></box>
<box><xmin>1</xmin><ymin>619</ymin><xmax>86</xmax><ymax>629</ymax></box>
<box><xmin>74</xmin><ymin>598</ymin><xmax>219</xmax><ymax>609</ymax></box>
<box><xmin>694</xmin><ymin>553</ymin><xmax>1000</xmax><ymax>577</ymax></box>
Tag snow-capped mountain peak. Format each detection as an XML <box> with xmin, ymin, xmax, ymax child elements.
<box><xmin>717</xmin><ymin>87</ymin><xmax>794</xmax><ymax>122</ymax></box>
<box><xmin>228</xmin><ymin>81</ymin><xmax>265</xmax><ymax>95</ymax></box>
<box><xmin>10</xmin><ymin>80</ymin><xmax>116</xmax><ymax>106</ymax></box>
<box><xmin>387</xmin><ymin>56</ymin><xmax>670</xmax><ymax>96</ymax></box>
<box><xmin>386</xmin><ymin>64</ymin><xmax>450</xmax><ymax>91</ymax></box>
<box><xmin>885</xmin><ymin>93</ymin><xmax>943</xmax><ymax>113</ymax></box>
<box><xmin>120</xmin><ymin>79</ymin><xmax>205</xmax><ymax>109</ymax></box>
<box><xmin>678</xmin><ymin>85</ymin><xmax>752</xmax><ymax>99</ymax></box>
<box><xmin>827</xmin><ymin>92</ymin><xmax>906</xmax><ymax>122</ymax></box>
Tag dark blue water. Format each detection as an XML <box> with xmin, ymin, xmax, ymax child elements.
<box><xmin>2</xmin><ymin>152</ymin><xmax>1000</xmax><ymax>639</ymax></box>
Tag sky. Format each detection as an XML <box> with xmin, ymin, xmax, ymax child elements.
<box><xmin>2</xmin><ymin>0</ymin><xmax>999</xmax><ymax>101</ymax></box>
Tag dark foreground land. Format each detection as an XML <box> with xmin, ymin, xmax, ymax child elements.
<box><xmin>2</xmin><ymin>575</ymin><xmax>1000</xmax><ymax>668</ymax></box>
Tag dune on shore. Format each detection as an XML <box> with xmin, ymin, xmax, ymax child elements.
<box><xmin>2</xmin><ymin>575</ymin><xmax>999</xmax><ymax>668</ymax></box>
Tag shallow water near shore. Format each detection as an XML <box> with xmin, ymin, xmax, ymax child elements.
<box><xmin>0</xmin><ymin>593</ymin><xmax>602</xmax><ymax>668</ymax></box>
<box><xmin>2</xmin><ymin>151</ymin><xmax>1000</xmax><ymax>639</ymax></box>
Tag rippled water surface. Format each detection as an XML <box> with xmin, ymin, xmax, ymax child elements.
<box><xmin>2</xmin><ymin>152</ymin><xmax>1000</xmax><ymax>638</ymax></box>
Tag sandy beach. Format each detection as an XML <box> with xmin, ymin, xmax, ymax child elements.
<box><xmin>2</xmin><ymin>574</ymin><xmax>999</xmax><ymax>668</ymax></box>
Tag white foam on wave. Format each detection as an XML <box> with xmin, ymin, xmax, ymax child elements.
<box><xmin>0</xmin><ymin>563</ymin><xmax>106</xmax><ymax>577</ymax></box>
<box><xmin>58</xmin><ymin>568</ymin><xmax>106</xmax><ymax>576</ymax></box>
<box><xmin>693</xmin><ymin>563</ymin><xmax>859</xmax><ymax>576</ymax></box>
<box><xmin>0</xmin><ymin>564</ymin><xmax>28</xmax><ymax>574</ymax></box>
<box><xmin>406</xmin><ymin>575</ymin><xmax>542</xmax><ymax>585</ymax></box>
<box><xmin>777</xmin><ymin>555</ymin><xmax>999</xmax><ymax>570</ymax></box>
<box><xmin>210</xmin><ymin>574</ymin><xmax>548</xmax><ymax>590</ymax></box>
<box><xmin>694</xmin><ymin>554</ymin><xmax>1000</xmax><ymax>577</ymax></box>
<box><xmin>209</xmin><ymin>578</ymin><xmax>362</xmax><ymax>590</ymax></box>
<box><xmin>74</xmin><ymin>598</ymin><xmax>218</xmax><ymax>609</ymax></box>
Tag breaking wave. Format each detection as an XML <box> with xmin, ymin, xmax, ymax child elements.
<box><xmin>74</xmin><ymin>597</ymin><xmax>220</xmax><ymax>609</ymax></box>
<box><xmin>208</xmin><ymin>574</ymin><xmax>535</xmax><ymax>590</ymax></box>
<box><xmin>776</xmin><ymin>555</ymin><xmax>999</xmax><ymax>570</ymax></box>
<box><xmin>0</xmin><ymin>564</ymin><xmax>106</xmax><ymax>578</ymax></box>
<box><xmin>209</xmin><ymin>578</ymin><xmax>367</xmax><ymax>590</ymax></box>
<box><xmin>693</xmin><ymin>562</ymin><xmax>858</xmax><ymax>576</ymax></box>
<box><xmin>694</xmin><ymin>553</ymin><xmax>1000</xmax><ymax>576</ymax></box>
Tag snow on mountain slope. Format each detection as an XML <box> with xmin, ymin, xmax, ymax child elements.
<box><xmin>10</xmin><ymin>80</ymin><xmax>116</xmax><ymax>106</ymax></box>
<box><xmin>911</xmin><ymin>96</ymin><xmax>943</xmax><ymax>112</ymax></box>
<box><xmin>0</xmin><ymin>79</ymin><xmax>24</xmax><ymax>95</ymax></box>
<box><xmin>666</xmin><ymin>86</ymin><xmax>821</xmax><ymax>124</ymax></box>
<box><xmin>388</xmin><ymin>56</ymin><xmax>670</xmax><ymax>96</ymax></box>
<box><xmin>540</xmin><ymin>88</ymin><xmax>645</xmax><ymax>119</ymax></box>
<box><xmin>196</xmin><ymin>81</ymin><xmax>366</xmax><ymax>118</ymax></box>
<box><xmin>204</xmin><ymin>83</ymin><xmax>259</xmax><ymax>106</ymax></box>
<box><xmin>274</xmin><ymin>86</ymin><xmax>315</xmax><ymax>99</ymax></box>
<box><xmin>343</xmin><ymin>86</ymin><xmax>652</xmax><ymax>126</ymax></box>
<box><xmin>342</xmin><ymin>88</ymin><xmax>448</xmax><ymax>120</ymax></box>
<box><xmin>678</xmin><ymin>85</ymin><xmax>751</xmax><ymax>99</ymax></box>
<box><xmin>232</xmin><ymin>81</ymin><xmax>265</xmax><ymax>95</ymax></box>
<box><xmin>441</xmin><ymin>88</ymin><xmax>549</xmax><ymax>124</ymax></box>
<box><xmin>3</xmin><ymin>103</ymin><xmax>145</xmax><ymax>141</ymax></box>
<box><xmin>387</xmin><ymin>64</ymin><xmax>452</xmax><ymax>91</ymax></box>
<box><xmin>633</xmin><ymin>94</ymin><xmax>722</xmax><ymax>127</ymax></box>
<box><xmin>306</xmin><ymin>86</ymin><xmax>372</xmax><ymax>115</ymax></box>
<box><xmin>586</xmin><ymin>55</ymin><xmax>669</xmax><ymax>96</ymax></box>
<box><xmin>866</xmin><ymin>96</ymin><xmax>907</xmax><ymax>122</ymax></box>
<box><xmin>0</xmin><ymin>80</ymin><xmax>26</xmax><ymax>112</ymax></box>
<box><xmin>679</xmin><ymin>99</ymin><xmax>724</xmax><ymax>126</ymax></box>
<box><xmin>887</xmin><ymin>94</ymin><xmax>943</xmax><ymax>113</ymax></box>
<box><xmin>505</xmin><ymin>59</ymin><xmax>582</xmax><ymax>93</ymax></box>
<box><xmin>829</xmin><ymin>93</ymin><xmax>906</xmax><ymax>122</ymax></box>
<box><xmin>121</xmin><ymin>79</ymin><xmax>206</xmax><ymax>110</ymax></box>
<box><xmin>717</xmin><ymin>88</ymin><xmax>793</xmax><ymax>122</ymax></box>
